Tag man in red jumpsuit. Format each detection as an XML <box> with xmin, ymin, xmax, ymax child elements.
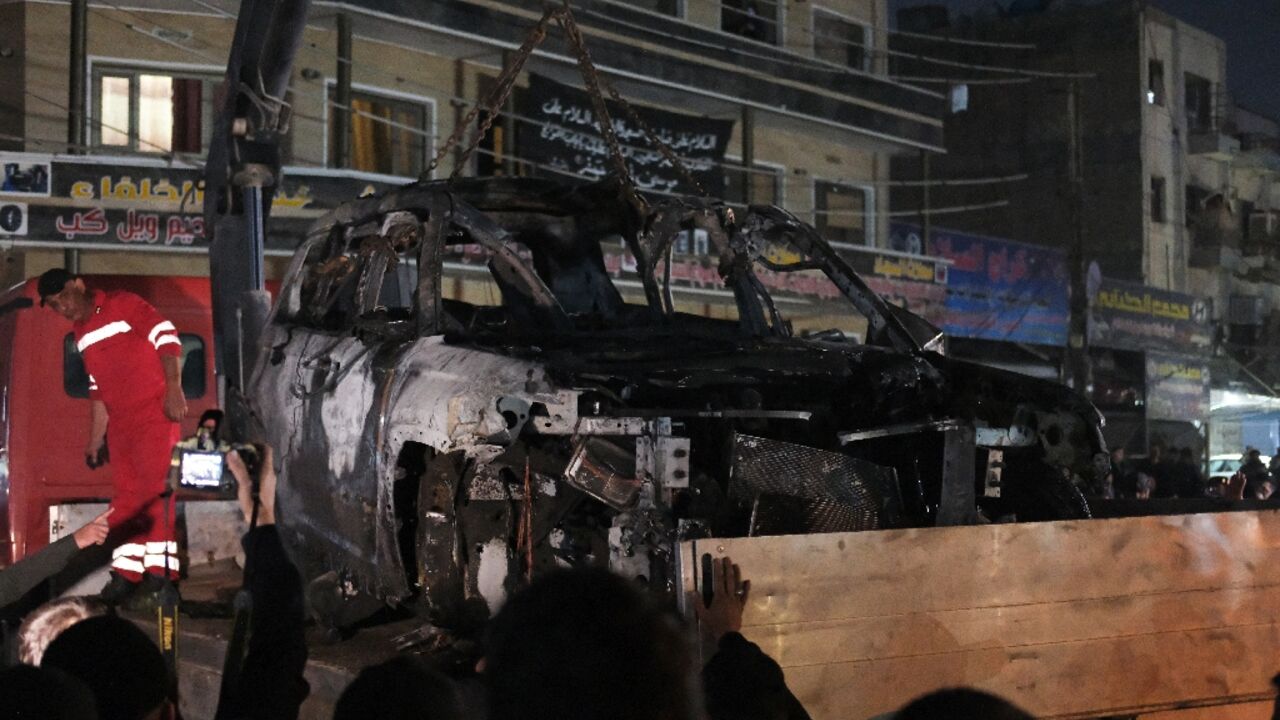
<box><xmin>38</xmin><ymin>269</ymin><xmax>188</xmax><ymax>605</ymax></box>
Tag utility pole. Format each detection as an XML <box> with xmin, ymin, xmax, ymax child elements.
<box><xmin>919</xmin><ymin>149</ymin><xmax>931</xmax><ymax>250</ymax></box>
<box><xmin>66</xmin><ymin>0</ymin><xmax>87</xmax><ymax>272</ymax></box>
<box><xmin>1066</xmin><ymin>78</ymin><xmax>1091</xmax><ymax>396</ymax></box>
<box><xmin>501</xmin><ymin>50</ymin><xmax>517</xmax><ymax>176</ymax></box>
<box><xmin>333</xmin><ymin>13</ymin><xmax>352</xmax><ymax>168</ymax></box>
<box><xmin>67</xmin><ymin>0</ymin><xmax>86</xmax><ymax>153</ymax></box>
<box><xmin>741</xmin><ymin>106</ymin><xmax>755</xmax><ymax>205</ymax></box>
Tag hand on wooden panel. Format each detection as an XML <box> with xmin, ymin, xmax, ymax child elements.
<box><xmin>694</xmin><ymin>556</ymin><xmax>751</xmax><ymax>644</ymax></box>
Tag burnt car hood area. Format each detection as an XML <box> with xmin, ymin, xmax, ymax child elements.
<box><xmin>246</xmin><ymin>176</ymin><xmax>1108</xmax><ymax>629</ymax></box>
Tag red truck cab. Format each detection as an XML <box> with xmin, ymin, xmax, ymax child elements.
<box><xmin>0</xmin><ymin>275</ymin><xmax>220</xmax><ymax>565</ymax></box>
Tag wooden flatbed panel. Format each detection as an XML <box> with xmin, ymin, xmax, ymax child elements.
<box><xmin>680</xmin><ymin>511</ymin><xmax>1280</xmax><ymax>719</ymax></box>
<box><xmin>1141</xmin><ymin>701</ymin><xmax>1274</xmax><ymax>719</ymax></box>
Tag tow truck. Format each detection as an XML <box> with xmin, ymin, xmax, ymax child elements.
<box><xmin>197</xmin><ymin>2</ymin><xmax>1280</xmax><ymax>718</ymax></box>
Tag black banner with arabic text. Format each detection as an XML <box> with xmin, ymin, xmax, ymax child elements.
<box><xmin>517</xmin><ymin>74</ymin><xmax>734</xmax><ymax>196</ymax></box>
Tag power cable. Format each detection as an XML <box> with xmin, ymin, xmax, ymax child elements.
<box><xmin>162</xmin><ymin>0</ymin><xmax>1026</xmax><ymax>210</ymax></box>
<box><xmin>91</xmin><ymin>0</ymin><xmax>225</xmax><ymax>65</ymax></box>
<box><xmin>74</xmin><ymin>1</ymin><xmax>1021</xmax><ymax>209</ymax></box>
<box><xmin>601</xmin><ymin>0</ymin><xmax>1035</xmax><ymax>49</ymax></box>
<box><xmin>21</xmin><ymin>88</ymin><xmax>199</xmax><ymax>160</ymax></box>
<box><xmin>814</xmin><ymin>199</ymin><xmax>1011</xmax><ymax>218</ymax></box>
<box><xmin>177</xmin><ymin>0</ymin><xmax>880</xmax><ymax>181</ymax></box>
<box><xmin>142</xmin><ymin>4</ymin><xmax>1008</xmax><ymax>189</ymax></box>
<box><xmin>573</xmin><ymin>1</ymin><xmax>1063</xmax><ymax>84</ymax></box>
<box><xmin>890</xmin><ymin>75</ymin><xmax>1032</xmax><ymax>86</ymax></box>
<box><xmin>644</xmin><ymin>0</ymin><xmax>1057</xmax><ymax>80</ymax></box>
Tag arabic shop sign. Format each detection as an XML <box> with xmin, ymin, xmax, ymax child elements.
<box><xmin>1145</xmin><ymin>352</ymin><xmax>1210</xmax><ymax>421</ymax></box>
<box><xmin>892</xmin><ymin>223</ymin><xmax>1070</xmax><ymax>346</ymax></box>
<box><xmin>0</xmin><ymin>153</ymin><xmax>399</xmax><ymax>252</ymax></box>
<box><xmin>840</xmin><ymin>245</ymin><xmax>948</xmax><ymax>326</ymax></box>
<box><xmin>518</xmin><ymin>74</ymin><xmax>734</xmax><ymax>196</ymax></box>
<box><xmin>440</xmin><ymin>231</ymin><xmax>949</xmax><ymax>324</ymax></box>
<box><xmin>1089</xmin><ymin>277</ymin><xmax>1211</xmax><ymax>355</ymax></box>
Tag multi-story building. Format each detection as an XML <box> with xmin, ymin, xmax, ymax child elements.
<box><xmin>886</xmin><ymin>0</ymin><xmax>1263</xmax><ymax>453</ymax></box>
<box><xmin>891</xmin><ymin>0</ymin><xmax>1232</xmax><ymax>295</ymax></box>
<box><xmin>0</xmin><ymin>0</ymin><xmax>945</xmax><ymax>301</ymax></box>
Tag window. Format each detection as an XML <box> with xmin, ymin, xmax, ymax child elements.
<box><xmin>474</xmin><ymin>84</ymin><xmax>529</xmax><ymax>177</ymax></box>
<box><xmin>179</xmin><ymin>335</ymin><xmax>207</xmax><ymax>398</ymax></box>
<box><xmin>92</xmin><ymin>67</ymin><xmax>218</xmax><ymax>153</ymax></box>
<box><xmin>722</xmin><ymin>0</ymin><xmax>778</xmax><ymax>45</ymax></box>
<box><xmin>330</xmin><ymin>87</ymin><xmax>432</xmax><ymax>177</ymax></box>
<box><xmin>813</xmin><ymin>9</ymin><xmax>870</xmax><ymax>71</ymax></box>
<box><xmin>63</xmin><ymin>333</ymin><xmax>206</xmax><ymax>399</ymax></box>
<box><xmin>724</xmin><ymin>162</ymin><xmax>782</xmax><ymax>208</ymax></box>
<box><xmin>633</xmin><ymin>0</ymin><xmax>680</xmax><ymax>15</ymax></box>
<box><xmin>1150</xmin><ymin>176</ymin><xmax>1167</xmax><ymax>223</ymax></box>
<box><xmin>815</xmin><ymin>181</ymin><xmax>872</xmax><ymax>245</ymax></box>
<box><xmin>1185</xmin><ymin>73</ymin><xmax>1214</xmax><ymax>133</ymax></box>
<box><xmin>1185</xmin><ymin>185</ymin><xmax>1209</xmax><ymax>227</ymax></box>
<box><xmin>1147</xmin><ymin>60</ymin><xmax>1165</xmax><ymax>106</ymax></box>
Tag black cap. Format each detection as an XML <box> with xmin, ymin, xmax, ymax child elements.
<box><xmin>36</xmin><ymin>268</ymin><xmax>76</xmax><ymax>306</ymax></box>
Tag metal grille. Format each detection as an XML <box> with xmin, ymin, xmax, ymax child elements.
<box><xmin>749</xmin><ymin>494</ymin><xmax>876</xmax><ymax>536</ymax></box>
<box><xmin>730</xmin><ymin>434</ymin><xmax>901</xmax><ymax>535</ymax></box>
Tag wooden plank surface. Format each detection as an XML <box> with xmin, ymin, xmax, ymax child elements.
<box><xmin>1140</xmin><ymin>701</ymin><xmax>1273</xmax><ymax>720</ymax></box>
<box><xmin>681</xmin><ymin>511</ymin><xmax>1280</xmax><ymax>719</ymax></box>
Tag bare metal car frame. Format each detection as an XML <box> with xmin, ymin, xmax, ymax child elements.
<box><xmin>249</xmin><ymin>177</ymin><xmax>1108</xmax><ymax>627</ymax></box>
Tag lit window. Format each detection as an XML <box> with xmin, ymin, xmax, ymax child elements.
<box><xmin>1147</xmin><ymin>60</ymin><xmax>1165</xmax><ymax>106</ymax></box>
<box><xmin>138</xmin><ymin>75</ymin><xmax>174</xmax><ymax>152</ymax></box>
<box><xmin>330</xmin><ymin>88</ymin><xmax>432</xmax><ymax>177</ymax></box>
<box><xmin>99</xmin><ymin>76</ymin><xmax>131</xmax><ymax>146</ymax></box>
<box><xmin>92</xmin><ymin>67</ymin><xmax>218</xmax><ymax>154</ymax></box>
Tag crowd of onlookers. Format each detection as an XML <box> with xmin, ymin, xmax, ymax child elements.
<box><xmin>1105</xmin><ymin>441</ymin><xmax>1280</xmax><ymax>501</ymax></box>
<box><xmin>0</xmin><ymin>442</ymin><xmax>1046</xmax><ymax>720</ymax></box>
<box><xmin>5</xmin><ymin>436</ymin><xmax>1280</xmax><ymax>719</ymax></box>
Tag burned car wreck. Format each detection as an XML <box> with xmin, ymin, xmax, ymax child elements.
<box><xmin>247</xmin><ymin>176</ymin><xmax>1108</xmax><ymax>627</ymax></box>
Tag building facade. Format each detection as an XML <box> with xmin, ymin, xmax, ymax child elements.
<box><xmin>885</xmin><ymin>0</ymin><xmax>1266</xmax><ymax>454</ymax></box>
<box><xmin>0</xmin><ymin>0</ymin><xmax>945</xmax><ymax>298</ymax></box>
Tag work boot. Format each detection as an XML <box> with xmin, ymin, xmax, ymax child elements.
<box><xmin>97</xmin><ymin>571</ymin><xmax>140</xmax><ymax>607</ymax></box>
<box><xmin>123</xmin><ymin>573</ymin><xmax>179</xmax><ymax>614</ymax></box>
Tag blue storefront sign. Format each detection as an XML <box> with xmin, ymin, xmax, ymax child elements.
<box><xmin>891</xmin><ymin>223</ymin><xmax>1070</xmax><ymax>346</ymax></box>
<box><xmin>1089</xmin><ymin>277</ymin><xmax>1212</xmax><ymax>355</ymax></box>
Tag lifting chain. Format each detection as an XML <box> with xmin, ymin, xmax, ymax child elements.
<box><xmin>424</xmin><ymin>1</ymin><xmax>706</xmax><ymax>204</ymax></box>
<box><xmin>555</xmin><ymin>4</ymin><xmax>642</xmax><ymax>209</ymax></box>
<box><xmin>599</xmin><ymin>73</ymin><xmax>707</xmax><ymax>197</ymax></box>
<box><xmin>424</xmin><ymin>6</ymin><xmax>562</xmax><ymax>181</ymax></box>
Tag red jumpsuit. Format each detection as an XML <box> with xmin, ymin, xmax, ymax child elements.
<box><xmin>74</xmin><ymin>289</ymin><xmax>182</xmax><ymax>582</ymax></box>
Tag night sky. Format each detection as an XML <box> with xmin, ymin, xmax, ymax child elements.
<box><xmin>888</xmin><ymin>0</ymin><xmax>1280</xmax><ymax>121</ymax></box>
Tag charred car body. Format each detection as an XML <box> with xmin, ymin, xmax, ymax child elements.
<box><xmin>248</xmin><ymin>177</ymin><xmax>1108</xmax><ymax>627</ymax></box>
